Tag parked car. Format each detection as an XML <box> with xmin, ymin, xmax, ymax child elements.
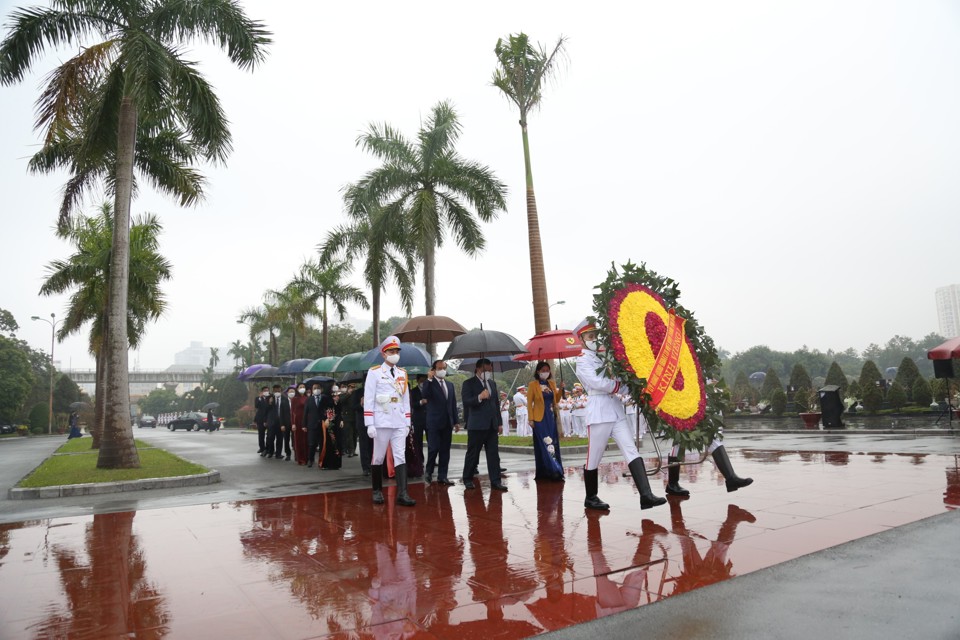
<box><xmin>138</xmin><ymin>415</ymin><xmax>157</xmax><ymax>429</ymax></box>
<box><xmin>0</xmin><ymin>424</ymin><xmax>15</xmax><ymax>434</ymax></box>
<box><xmin>168</xmin><ymin>412</ymin><xmax>220</xmax><ymax>432</ymax></box>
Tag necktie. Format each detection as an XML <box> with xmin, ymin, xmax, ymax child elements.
<box><xmin>315</xmin><ymin>396</ymin><xmax>319</xmax><ymax>407</ymax></box>
<box><xmin>441</xmin><ymin>380</ymin><xmax>448</xmax><ymax>399</ymax></box>
<box><xmin>390</xmin><ymin>367</ymin><xmax>395</xmax><ymax>378</ymax></box>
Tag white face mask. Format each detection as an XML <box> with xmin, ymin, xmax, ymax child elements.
<box><xmin>273</xmin><ymin>392</ymin><xmax>281</xmax><ymax>398</ymax></box>
<box><xmin>312</xmin><ymin>389</ymin><xmax>321</xmax><ymax>396</ymax></box>
<box><xmin>539</xmin><ymin>372</ymin><xmax>550</xmax><ymax>381</ymax></box>
<box><xmin>385</xmin><ymin>353</ymin><xmax>400</xmax><ymax>365</ymax></box>
<box><xmin>584</xmin><ymin>340</ymin><xmax>598</xmax><ymax>352</ymax></box>
<box><xmin>297</xmin><ymin>387</ymin><xmax>306</xmax><ymax>394</ymax></box>
<box><xmin>261</xmin><ymin>391</ymin><xmax>269</xmax><ymax>397</ymax></box>
<box><xmin>331</xmin><ymin>386</ymin><xmax>340</xmax><ymax>393</ymax></box>
<box><xmin>483</xmin><ymin>371</ymin><xmax>494</xmax><ymax>381</ymax></box>
<box><xmin>435</xmin><ymin>369</ymin><xmax>447</xmax><ymax>379</ymax></box>
<box><xmin>287</xmin><ymin>391</ymin><xmax>295</xmax><ymax>398</ymax></box>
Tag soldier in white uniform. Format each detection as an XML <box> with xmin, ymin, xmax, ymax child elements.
<box><xmin>513</xmin><ymin>386</ymin><xmax>528</xmax><ymax>437</ymax></box>
<box><xmin>571</xmin><ymin>384</ymin><xmax>588</xmax><ymax>437</ymax></box>
<box><xmin>574</xmin><ymin>319</ymin><xmax>666</xmax><ymax>511</ymax></box>
<box><xmin>558</xmin><ymin>394</ymin><xmax>574</xmax><ymax>437</ymax></box>
<box><xmin>499</xmin><ymin>391</ymin><xmax>511</xmax><ymax>436</ymax></box>
<box><xmin>363</xmin><ymin>336</ymin><xmax>415</xmax><ymax>506</ymax></box>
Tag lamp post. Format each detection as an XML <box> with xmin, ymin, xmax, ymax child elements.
<box><xmin>31</xmin><ymin>313</ymin><xmax>59</xmax><ymax>435</ymax></box>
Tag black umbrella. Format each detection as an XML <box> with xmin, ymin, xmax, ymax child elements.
<box><xmin>459</xmin><ymin>355</ymin><xmax>529</xmax><ymax>372</ymax></box>
<box><xmin>250</xmin><ymin>366</ymin><xmax>280</xmax><ymax>380</ymax></box>
<box><xmin>302</xmin><ymin>375</ymin><xmax>335</xmax><ymax>388</ymax></box>
<box><xmin>442</xmin><ymin>328</ymin><xmax>527</xmax><ymax>359</ymax></box>
<box><xmin>69</xmin><ymin>401</ymin><xmax>89</xmax><ymax>411</ymax></box>
<box><xmin>338</xmin><ymin>371</ymin><xmax>365</xmax><ymax>385</ymax></box>
<box><xmin>202</xmin><ymin>402</ymin><xmax>219</xmax><ymax>411</ymax></box>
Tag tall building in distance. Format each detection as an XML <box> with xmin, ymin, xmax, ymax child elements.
<box><xmin>935</xmin><ymin>285</ymin><xmax>960</xmax><ymax>338</ymax></box>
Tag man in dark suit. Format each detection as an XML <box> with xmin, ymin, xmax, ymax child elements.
<box><xmin>421</xmin><ymin>359</ymin><xmax>460</xmax><ymax>485</ymax></box>
<box><xmin>460</xmin><ymin>358</ymin><xmax>506</xmax><ymax>491</ymax></box>
<box><xmin>304</xmin><ymin>383</ymin><xmax>334</xmax><ymax>467</ymax></box>
<box><xmin>264</xmin><ymin>384</ymin><xmax>285</xmax><ymax>458</ymax></box>
<box><xmin>254</xmin><ymin>385</ymin><xmax>270</xmax><ymax>454</ymax></box>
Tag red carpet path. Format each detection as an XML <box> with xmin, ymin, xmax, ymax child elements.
<box><xmin>1</xmin><ymin>449</ymin><xmax>957</xmax><ymax>639</ymax></box>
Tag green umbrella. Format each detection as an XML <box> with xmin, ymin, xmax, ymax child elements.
<box><xmin>304</xmin><ymin>356</ymin><xmax>340</xmax><ymax>373</ymax></box>
<box><xmin>331</xmin><ymin>351</ymin><xmax>369</xmax><ymax>373</ymax></box>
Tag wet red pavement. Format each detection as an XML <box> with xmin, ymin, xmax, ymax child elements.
<box><xmin>1</xmin><ymin>449</ymin><xmax>958</xmax><ymax>639</ymax></box>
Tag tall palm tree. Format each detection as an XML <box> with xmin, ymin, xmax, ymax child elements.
<box><xmin>492</xmin><ymin>33</ymin><xmax>567</xmax><ymax>335</ymax></box>
<box><xmin>227</xmin><ymin>339</ymin><xmax>246</xmax><ymax>369</ymax></box>
<box><xmin>238</xmin><ymin>304</ymin><xmax>280</xmax><ymax>365</ymax></box>
<box><xmin>349</xmin><ymin>101</ymin><xmax>507</xmax><ymax>355</ymax></box>
<box><xmin>265</xmin><ymin>281</ymin><xmax>319</xmax><ymax>360</ymax></box>
<box><xmin>319</xmin><ymin>202</ymin><xmax>416</xmax><ymax>348</ymax></box>
<box><xmin>296</xmin><ymin>259</ymin><xmax>369</xmax><ymax>357</ymax></box>
<box><xmin>0</xmin><ymin>0</ymin><xmax>270</xmax><ymax>469</ymax></box>
<box><xmin>39</xmin><ymin>202</ymin><xmax>171</xmax><ymax>450</ymax></box>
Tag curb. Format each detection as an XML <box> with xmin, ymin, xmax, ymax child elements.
<box><xmin>8</xmin><ymin>470</ymin><xmax>221</xmax><ymax>500</ymax></box>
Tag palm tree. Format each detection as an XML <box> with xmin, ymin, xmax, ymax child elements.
<box><xmin>227</xmin><ymin>339</ymin><xmax>246</xmax><ymax>369</ymax></box>
<box><xmin>319</xmin><ymin>202</ymin><xmax>416</xmax><ymax>348</ymax></box>
<box><xmin>39</xmin><ymin>202</ymin><xmax>171</xmax><ymax>450</ymax></box>
<box><xmin>349</xmin><ymin>101</ymin><xmax>507</xmax><ymax>355</ymax></box>
<box><xmin>238</xmin><ymin>304</ymin><xmax>280</xmax><ymax>365</ymax></box>
<box><xmin>0</xmin><ymin>0</ymin><xmax>270</xmax><ymax>469</ymax></box>
<box><xmin>492</xmin><ymin>33</ymin><xmax>567</xmax><ymax>335</ymax></box>
<box><xmin>264</xmin><ymin>281</ymin><xmax>319</xmax><ymax>360</ymax></box>
<box><xmin>295</xmin><ymin>259</ymin><xmax>369</xmax><ymax>357</ymax></box>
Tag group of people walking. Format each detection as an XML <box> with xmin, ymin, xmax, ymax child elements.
<box><xmin>253</xmin><ymin>321</ymin><xmax>755</xmax><ymax>514</ymax></box>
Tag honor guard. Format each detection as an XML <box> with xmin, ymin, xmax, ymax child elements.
<box><xmin>513</xmin><ymin>386</ymin><xmax>528</xmax><ymax>437</ymax></box>
<box><xmin>363</xmin><ymin>336</ymin><xmax>415</xmax><ymax>506</ymax></box>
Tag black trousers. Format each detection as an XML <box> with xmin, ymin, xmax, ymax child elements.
<box><xmin>462</xmin><ymin>427</ymin><xmax>501</xmax><ymax>484</ymax></box>
<box><xmin>277</xmin><ymin>427</ymin><xmax>291</xmax><ymax>457</ymax></box>
<box><xmin>307</xmin><ymin>427</ymin><xmax>323</xmax><ymax>463</ymax></box>
<box><xmin>343</xmin><ymin>420</ymin><xmax>357</xmax><ymax>455</ymax></box>
<box><xmin>358</xmin><ymin>429</ymin><xmax>373</xmax><ymax>472</ymax></box>
<box><xmin>426</xmin><ymin>425</ymin><xmax>453</xmax><ymax>480</ymax></box>
<box><xmin>257</xmin><ymin>422</ymin><xmax>267</xmax><ymax>451</ymax></box>
<box><xmin>265</xmin><ymin>425</ymin><xmax>279</xmax><ymax>455</ymax></box>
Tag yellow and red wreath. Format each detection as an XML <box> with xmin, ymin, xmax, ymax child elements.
<box><xmin>592</xmin><ymin>262</ymin><xmax>725</xmax><ymax>450</ymax></box>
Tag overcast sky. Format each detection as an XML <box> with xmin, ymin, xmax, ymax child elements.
<box><xmin>2</xmin><ymin>0</ymin><xmax>959</xmax><ymax>371</ymax></box>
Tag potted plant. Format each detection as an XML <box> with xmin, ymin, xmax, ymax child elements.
<box><xmin>798</xmin><ymin>388</ymin><xmax>821</xmax><ymax>429</ymax></box>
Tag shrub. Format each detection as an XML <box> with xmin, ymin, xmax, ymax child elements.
<box><xmin>788</xmin><ymin>364</ymin><xmax>812</xmax><ymax>395</ymax></box>
<box><xmin>912</xmin><ymin>377</ymin><xmax>933</xmax><ymax>407</ymax></box>
<box><xmin>930</xmin><ymin>378</ymin><xmax>947</xmax><ymax>402</ymax></box>
<box><xmin>28</xmin><ymin>403</ymin><xmax>48</xmax><ymax>434</ymax></box>
<box><xmin>893</xmin><ymin>357</ymin><xmax>920</xmax><ymax>402</ymax></box>
<box><xmin>793</xmin><ymin>386</ymin><xmax>810</xmax><ymax>412</ymax></box>
<box><xmin>848</xmin><ymin>380</ymin><xmax>861</xmax><ymax>399</ymax></box>
<box><xmin>887</xmin><ymin>381</ymin><xmax>907</xmax><ymax>411</ymax></box>
<box><xmin>862</xmin><ymin>383</ymin><xmax>883</xmax><ymax>413</ymax></box>
<box><xmin>825</xmin><ymin>362</ymin><xmax>848</xmax><ymax>396</ymax></box>
<box><xmin>859</xmin><ymin>360</ymin><xmax>884</xmax><ymax>393</ymax></box>
<box><xmin>770</xmin><ymin>388</ymin><xmax>787</xmax><ymax>416</ymax></box>
<box><xmin>760</xmin><ymin>368</ymin><xmax>784</xmax><ymax>401</ymax></box>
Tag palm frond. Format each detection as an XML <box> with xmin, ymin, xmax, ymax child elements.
<box><xmin>35</xmin><ymin>39</ymin><xmax>117</xmax><ymax>141</ymax></box>
<box><xmin>168</xmin><ymin>55</ymin><xmax>232</xmax><ymax>162</ymax></box>
<box><xmin>0</xmin><ymin>7</ymin><xmax>108</xmax><ymax>84</ymax></box>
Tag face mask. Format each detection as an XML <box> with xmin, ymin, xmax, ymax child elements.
<box><xmin>435</xmin><ymin>369</ymin><xmax>447</xmax><ymax>379</ymax></box>
<box><xmin>287</xmin><ymin>391</ymin><xmax>295</xmax><ymax>398</ymax></box>
<box><xmin>273</xmin><ymin>392</ymin><xmax>281</xmax><ymax>398</ymax></box>
<box><xmin>584</xmin><ymin>340</ymin><xmax>598</xmax><ymax>351</ymax></box>
<box><xmin>385</xmin><ymin>353</ymin><xmax>400</xmax><ymax>365</ymax></box>
<box><xmin>297</xmin><ymin>387</ymin><xmax>306</xmax><ymax>394</ymax></box>
<box><xmin>261</xmin><ymin>391</ymin><xmax>268</xmax><ymax>397</ymax></box>
<box><xmin>539</xmin><ymin>372</ymin><xmax>550</xmax><ymax>381</ymax></box>
<box><xmin>312</xmin><ymin>389</ymin><xmax>321</xmax><ymax>396</ymax></box>
<box><xmin>483</xmin><ymin>371</ymin><xmax>494</xmax><ymax>381</ymax></box>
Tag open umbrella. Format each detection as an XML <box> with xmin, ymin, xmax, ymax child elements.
<box><xmin>928</xmin><ymin>337</ymin><xmax>960</xmax><ymax>360</ymax></box>
<box><xmin>392</xmin><ymin>314</ymin><xmax>467</xmax><ymax>344</ymax></box>
<box><xmin>332</xmin><ymin>351</ymin><xmax>369</xmax><ymax>373</ymax></box>
<box><xmin>337</xmin><ymin>371</ymin><xmax>366</xmax><ymax>385</ymax></box>
<box><xmin>513</xmin><ymin>329</ymin><xmax>582</xmax><ymax>362</ymax></box>
<box><xmin>304</xmin><ymin>356</ymin><xmax>340</xmax><ymax>373</ymax></box>
<box><xmin>302</xmin><ymin>375</ymin><xmax>335</xmax><ymax>388</ymax></box>
<box><xmin>364</xmin><ymin>344</ymin><xmax>432</xmax><ymax>369</ymax></box>
<box><xmin>250</xmin><ymin>366</ymin><xmax>280</xmax><ymax>380</ymax></box>
<box><xmin>69</xmin><ymin>401</ymin><xmax>90</xmax><ymax>411</ymax></box>
<box><xmin>459</xmin><ymin>355</ymin><xmax>530</xmax><ymax>372</ymax></box>
<box><xmin>202</xmin><ymin>402</ymin><xmax>219</xmax><ymax>411</ymax></box>
<box><xmin>277</xmin><ymin>358</ymin><xmax>313</xmax><ymax>376</ymax></box>
<box><xmin>442</xmin><ymin>328</ymin><xmax>527</xmax><ymax>360</ymax></box>
<box><xmin>237</xmin><ymin>363</ymin><xmax>273</xmax><ymax>381</ymax></box>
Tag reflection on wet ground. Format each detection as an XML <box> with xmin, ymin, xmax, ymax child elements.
<box><xmin>1</xmin><ymin>450</ymin><xmax>957</xmax><ymax>639</ymax></box>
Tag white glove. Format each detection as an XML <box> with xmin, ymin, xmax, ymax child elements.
<box><xmin>367</xmin><ymin>426</ymin><xmax>377</xmax><ymax>438</ymax></box>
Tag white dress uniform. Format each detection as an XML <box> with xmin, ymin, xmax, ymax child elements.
<box><xmin>513</xmin><ymin>390</ymin><xmax>529</xmax><ymax>437</ymax></box>
<box><xmin>363</xmin><ymin>361</ymin><xmax>411</xmax><ymax>466</ymax></box>
<box><xmin>575</xmin><ymin>348</ymin><xmax>642</xmax><ymax>471</ymax></box>
<box><xmin>559</xmin><ymin>396</ymin><xmax>574</xmax><ymax>437</ymax></box>
<box><xmin>572</xmin><ymin>393</ymin><xmax>588</xmax><ymax>437</ymax></box>
<box><xmin>500</xmin><ymin>397</ymin><xmax>511</xmax><ymax>436</ymax></box>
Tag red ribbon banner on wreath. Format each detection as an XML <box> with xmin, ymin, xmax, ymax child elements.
<box><xmin>645</xmin><ymin>309</ymin><xmax>686</xmax><ymax>408</ymax></box>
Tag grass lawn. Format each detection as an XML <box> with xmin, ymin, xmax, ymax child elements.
<box><xmin>451</xmin><ymin>434</ymin><xmax>590</xmax><ymax>447</ymax></box>
<box><xmin>19</xmin><ymin>441</ymin><xmax>208</xmax><ymax>488</ymax></box>
<box><xmin>55</xmin><ymin>437</ymin><xmax>154</xmax><ymax>454</ymax></box>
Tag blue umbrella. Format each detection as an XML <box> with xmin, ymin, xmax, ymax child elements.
<box><xmin>363</xmin><ymin>344</ymin><xmax>432</xmax><ymax>369</ymax></box>
<box><xmin>237</xmin><ymin>363</ymin><xmax>273</xmax><ymax>381</ymax></box>
<box><xmin>277</xmin><ymin>358</ymin><xmax>313</xmax><ymax>376</ymax></box>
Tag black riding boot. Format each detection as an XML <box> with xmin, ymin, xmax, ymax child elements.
<box><xmin>627</xmin><ymin>457</ymin><xmax>667</xmax><ymax>509</ymax></box>
<box><xmin>583</xmin><ymin>468</ymin><xmax>610</xmax><ymax>510</ymax></box>
<box><xmin>711</xmin><ymin>446</ymin><xmax>753</xmax><ymax>492</ymax></box>
<box><xmin>371</xmin><ymin>465</ymin><xmax>385</xmax><ymax>504</ymax></box>
<box><xmin>666</xmin><ymin>456</ymin><xmax>690</xmax><ymax>497</ymax></box>
<box><xmin>395</xmin><ymin>464</ymin><xmax>416</xmax><ymax>507</ymax></box>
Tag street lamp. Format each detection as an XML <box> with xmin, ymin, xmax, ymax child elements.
<box><xmin>31</xmin><ymin>313</ymin><xmax>59</xmax><ymax>435</ymax></box>
<box><xmin>549</xmin><ymin>300</ymin><xmax>566</xmax><ymax>309</ymax></box>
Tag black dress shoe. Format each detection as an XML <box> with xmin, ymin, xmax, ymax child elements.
<box><xmin>499</xmin><ymin>467</ymin><xmax>507</xmax><ymax>473</ymax></box>
<box><xmin>439</xmin><ymin>478</ymin><xmax>455</xmax><ymax>486</ymax></box>
<box><xmin>285</xmin><ymin>455</ymin><xmax>291</xmax><ymax>461</ymax></box>
<box><xmin>463</xmin><ymin>479</ymin><xmax>475</xmax><ymax>489</ymax></box>
<box><xmin>274</xmin><ymin>454</ymin><xmax>282</xmax><ymax>459</ymax></box>
<box><xmin>363</xmin><ymin>470</ymin><xmax>371</xmax><ymax>477</ymax></box>
<box><xmin>491</xmin><ymin>483</ymin><xmax>508</xmax><ymax>492</ymax></box>
<box><xmin>424</xmin><ymin>474</ymin><xmax>433</xmax><ymax>483</ymax></box>
<box><xmin>307</xmin><ymin>461</ymin><xmax>313</xmax><ymax>467</ymax></box>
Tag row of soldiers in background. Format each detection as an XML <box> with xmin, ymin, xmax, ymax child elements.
<box><xmin>501</xmin><ymin>383</ymin><xmax>639</xmax><ymax>438</ymax></box>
